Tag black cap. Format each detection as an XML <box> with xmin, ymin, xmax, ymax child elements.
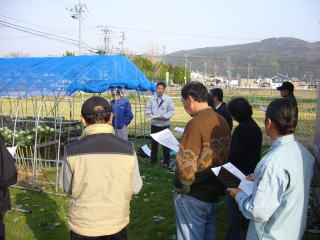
<box><xmin>277</xmin><ymin>81</ymin><xmax>294</xmax><ymax>92</ymax></box>
<box><xmin>81</xmin><ymin>96</ymin><xmax>111</xmax><ymax>118</ymax></box>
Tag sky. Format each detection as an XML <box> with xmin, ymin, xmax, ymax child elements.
<box><xmin>0</xmin><ymin>0</ymin><xmax>319</xmax><ymax>57</ymax></box>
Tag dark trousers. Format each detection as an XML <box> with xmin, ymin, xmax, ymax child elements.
<box><xmin>70</xmin><ymin>228</ymin><xmax>127</xmax><ymax>240</ymax></box>
<box><xmin>0</xmin><ymin>212</ymin><xmax>6</xmax><ymax>240</ymax></box>
<box><xmin>151</xmin><ymin>125</ymin><xmax>170</xmax><ymax>164</ymax></box>
<box><xmin>224</xmin><ymin>193</ymin><xmax>249</xmax><ymax>240</ymax></box>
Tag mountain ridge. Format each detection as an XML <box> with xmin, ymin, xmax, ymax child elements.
<box><xmin>166</xmin><ymin>37</ymin><xmax>320</xmax><ymax>79</ymax></box>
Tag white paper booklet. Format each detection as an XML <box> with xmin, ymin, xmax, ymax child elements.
<box><xmin>150</xmin><ymin>128</ymin><xmax>180</xmax><ymax>152</ymax></box>
<box><xmin>141</xmin><ymin>144</ymin><xmax>151</xmax><ymax>157</ymax></box>
<box><xmin>7</xmin><ymin>146</ymin><xmax>18</xmax><ymax>157</ymax></box>
<box><xmin>173</xmin><ymin>127</ymin><xmax>185</xmax><ymax>134</ymax></box>
<box><xmin>212</xmin><ymin>162</ymin><xmax>254</xmax><ymax>196</ymax></box>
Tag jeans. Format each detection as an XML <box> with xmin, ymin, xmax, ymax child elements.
<box><xmin>174</xmin><ymin>194</ymin><xmax>216</xmax><ymax>240</ymax></box>
<box><xmin>70</xmin><ymin>227</ymin><xmax>127</xmax><ymax>240</ymax></box>
<box><xmin>151</xmin><ymin>125</ymin><xmax>170</xmax><ymax>164</ymax></box>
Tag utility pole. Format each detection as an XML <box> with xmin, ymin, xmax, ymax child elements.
<box><xmin>226</xmin><ymin>55</ymin><xmax>232</xmax><ymax>82</ymax></box>
<box><xmin>247</xmin><ymin>62</ymin><xmax>251</xmax><ymax>78</ymax></box>
<box><xmin>204</xmin><ymin>61</ymin><xmax>207</xmax><ymax>77</ymax></box>
<box><xmin>98</xmin><ymin>25</ymin><xmax>111</xmax><ymax>54</ymax></box>
<box><xmin>184</xmin><ymin>55</ymin><xmax>188</xmax><ymax>84</ymax></box>
<box><xmin>119</xmin><ymin>31</ymin><xmax>126</xmax><ymax>55</ymax></box>
<box><xmin>70</xmin><ymin>0</ymin><xmax>87</xmax><ymax>55</ymax></box>
<box><xmin>162</xmin><ymin>45</ymin><xmax>166</xmax><ymax>64</ymax></box>
<box><xmin>214</xmin><ymin>63</ymin><xmax>217</xmax><ymax>78</ymax></box>
<box><xmin>189</xmin><ymin>61</ymin><xmax>192</xmax><ymax>73</ymax></box>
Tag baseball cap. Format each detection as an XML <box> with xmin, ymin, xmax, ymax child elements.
<box><xmin>276</xmin><ymin>81</ymin><xmax>294</xmax><ymax>92</ymax></box>
<box><xmin>81</xmin><ymin>96</ymin><xmax>111</xmax><ymax>118</ymax></box>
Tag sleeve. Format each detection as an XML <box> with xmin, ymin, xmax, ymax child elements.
<box><xmin>163</xmin><ymin>97</ymin><xmax>175</xmax><ymax>119</ymax></box>
<box><xmin>0</xmin><ymin>135</ymin><xmax>17</xmax><ymax>188</ymax></box>
<box><xmin>59</xmin><ymin>151</ymin><xmax>73</xmax><ymax>195</ymax></box>
<box><xmin>132</xmin><ymin>151</ymin><xmax>143</xmax><ymax>194</ymax></box>
<box><xmin>235</xmin><ymin>164</ymin><xmax>290</xmax><ymax>222</ymax></box>
<box><xmin>145</xmin><ymin>98</ymin><xmax>152</xmax><ymax>116</ymax></box>
<box><xmin>174</xmin><ymin>121</ymin><xmax>200</xmax><ymax>193</ymax></box>
<box><xmin>124</xmin><ymin>99</ymin><xmax>134</xmax><ymax>126</ymax></box>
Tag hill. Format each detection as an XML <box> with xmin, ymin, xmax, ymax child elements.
<box><xmin>166</xmin><ymin>37</ymin><xmax>320</xmax><ymax>79</ymax></box>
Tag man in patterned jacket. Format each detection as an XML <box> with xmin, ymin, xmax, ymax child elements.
<box><xmin>173</xmin><ymin>81</ymin><xmax>230</xmax><ymax>240</ymax></box>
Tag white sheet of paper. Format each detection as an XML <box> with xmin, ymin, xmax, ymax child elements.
<box><xmin>150</xmin><ymin>128</ymin><xmax>180</xmax><ymax>152</ymax></box>
<box><xmin>212</xmin><ymin>162</ymin><xmax>254</xmax><ymax>195</ymax></box>
<box><xmin>211</xmin><ymin>163</ymin><xmax>246</xmax><ymax>181</ymax></box>
<box><xmin>7</xmin><ymin>146</ymin><xmax>18</xmax><ymax>157</ymax></box>
<box><xmin>173</xmin><ymin>127</ymin><xmax>185</xmax><ymax>134</ymax></box>
<box><xmin>222</xmin><ymin>162</ymin><xmax>246</xmax><ymax>180</ymax></box>
<box><xmin>260</xmin><ymin>105</ymin><xmax>267</xmax><ymax>112</ymax></box>
<box><xmin>239</xmin><ymin>179</ymin><xmax>254</xmax><ymax>196</ymax></box>
<box><xmin>211</xmin><ymin>166</ymin><xmax>221</xmax><ymax>176</ymax></box>
<box><xmin>141</xmin><ymin>144</ymin><xmax>151</xmax><ymax>157</ymax></box>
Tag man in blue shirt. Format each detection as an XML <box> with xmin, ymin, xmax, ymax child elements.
<box><xmin>111</xmin><ymin>89</ymin><xmax>134</xmax><ymax>140</ymax></box>
<box><xmin>227</xmin><ymin>98</ymin><xmax>314</xmax><ymax>240</ymax></box>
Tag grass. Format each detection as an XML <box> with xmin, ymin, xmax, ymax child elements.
<box><xmin>1</xmin><ymin>88</ymin><xmax>319</xmax><ymax>239</ymax></box>
<box><xmin>4</xmin><ymin>142</ymin><xmax>319</xmax><ymax>240</ymax></box>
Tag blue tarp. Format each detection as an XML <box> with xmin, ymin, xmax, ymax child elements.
<box><xmin>0</xmin><ymin>55</ymin><xmax>155</xmax><ymax>97</ymax></box>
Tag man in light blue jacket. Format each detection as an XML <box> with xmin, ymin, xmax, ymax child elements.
<box><xmin>228</xmin><ymin>98</ymin><xmax>314</xmax><ymax>240</ymax></box>
<box><xmin>145</xmin><ymin>82</ymin><xmax>175</xmax><ymax>168</ymax></box>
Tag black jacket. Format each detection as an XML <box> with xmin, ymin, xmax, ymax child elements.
<box><xmin>0</xmin><ymin>135</ymin><xmax>17</xmax><ymax>212</ymax></box>
<box><xmin>215</xmin><ymin>102</ymin><xmax>233</xmax><ymax>130</ymax></box>
<box><xmin>228</xmin><ymin>117</ymin><xmax>262</xmax><ymax>176</ymax></box>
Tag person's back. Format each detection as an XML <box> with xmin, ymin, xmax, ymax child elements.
<box><xmin>227</xmin><ymin>98</ymin><xmax>262</xmax><ymax>176</ymax></box>
<box><xmin>60</xmin><ymin>96</ymin><xmax>142</xmax><ymax>239</ymax></box>
<box><xmin>65</xmin><ymin>133</ymin><xmax>136</xmax><ymax>236</ymax></box>
<box><xmin>225</xmin><ymin>98</ymin><xmax>262</xmax><ymax>240</ymax></box>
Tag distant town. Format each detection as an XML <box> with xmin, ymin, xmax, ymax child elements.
<box><xmin>190</xmin><ymin>72</ymin><xmax>319</xmax><ymax>89</ymax></box>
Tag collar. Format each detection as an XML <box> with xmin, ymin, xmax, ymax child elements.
<box><xmin>81</xmin><ymin>123</ymin><xmax>114</xmax><ymax>138</ymax></box>
<box><xmin>271</xmin><ymin>134</ymin><xmax>295</xmax><ymax>149</ymax></box>
<box><xmin>192</xmin><ymin>106</ymin><xmax>211</xmax><ymax>117</ymax></box>
<box><xmin>152</xmin><ymin>93</ymin><xmax>166</xmax><ymax>100</ymax></box>
<box><xmin>215</xmin><ymin>102</ymin><xmax>222</xmax><ymax>110</ymax></box>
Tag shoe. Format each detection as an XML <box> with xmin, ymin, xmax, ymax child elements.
<box><xmin>162</xmin><ymin>162</ymin><xmax>169</xmax><ymax>168</ymax></box>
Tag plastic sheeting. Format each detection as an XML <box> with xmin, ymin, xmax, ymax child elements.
<box><xmin>0</xmin><ymin>55</ymin><xmax>155</xmax><ymax>97</ymax></box>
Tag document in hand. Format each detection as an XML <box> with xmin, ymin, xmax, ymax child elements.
<box><xmin>7</xmin><ymin>146</ymin><xmax>18</xmax><ymax>157</ymax></box>
<box><xmin>212</xmin><ymin>162</ymin><xmax>254</xmax><ymax>195</ymax></box>
<box><xmin>150</xmin><ymin>128</ymin><xmax>180</xmax><ymax>152</ymax></box>
<box><xmin>141</xmin><ymin>144</ymin><xmax>151</xmax><ymax>157</ymax></box>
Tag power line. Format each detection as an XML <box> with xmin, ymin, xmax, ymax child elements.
<box><xmin>0</xmin><ymin>20</ymin><xmax>94</xmax><ymax>51</ymax></box>
<box><xmin>0</xmin><ymin>14</ymin><xmax>77</xmax><ymax>37</ymax></box>
<box><xmin>106</xmin><ymin>25</ymin><xmax>263</xmax><ymax>41</ymax></box>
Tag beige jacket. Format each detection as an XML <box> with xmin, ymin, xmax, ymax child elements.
<box><xmin>59</xmin><ymin>123</ymin><xmax>142</xmax><ymax>236</ymax></box>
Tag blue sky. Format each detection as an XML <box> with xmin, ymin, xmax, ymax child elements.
<box><xmin>0</xmin><ymin>0</ymin><xmax>319</xmax><ymax>57</ymax></box>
